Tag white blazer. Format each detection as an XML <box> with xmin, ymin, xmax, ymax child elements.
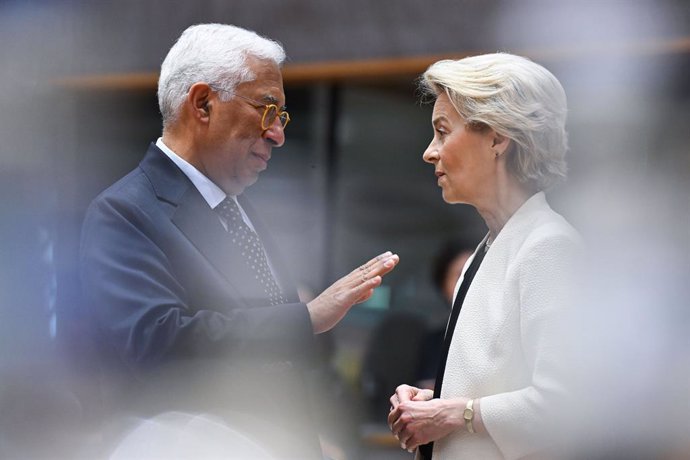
<box><xmin>433</xmin><ymin>192</ymin><xmax>582</xmax><ymax>460</ymax></box>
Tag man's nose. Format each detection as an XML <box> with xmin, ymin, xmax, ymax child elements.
<box><xmin>262</xmin><ymin>118</ymin><xmax>285</xmax><ymax>147</ymax></box>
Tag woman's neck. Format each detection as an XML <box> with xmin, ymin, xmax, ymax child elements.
<box><xmin>477</xmin><ymin>180</ymin><xmax>535</xmax><ymax>240</ymax></box>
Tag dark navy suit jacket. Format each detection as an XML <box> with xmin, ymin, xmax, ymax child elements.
<box><xmin>80</xmin><ymin>143</ymin><xmax>320</xmax><ymax>458</ymax></box>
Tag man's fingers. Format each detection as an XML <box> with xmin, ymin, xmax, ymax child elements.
<box><xmin>350</xmin><ymin>255</ymin><xmax>398</xmax><ymax>288</ymax></box>
<box><xmin>369</xmin><ymin>254</ymin><xmax>399</xmax><ymax>276</ymax></box>
<box><xmin>346</xmin><ymin>252</ymin><xmax>398</xmax><ymax>289</ymax></box>
<box><xmin>354</xmin><ymin>251</ymin><xmax>390</xmax><ymax>274</ymax></box>
<box><xmin>377</xmin><ymin>255</ymin><xmax>399</xmax><ymax>275</ymax></box>
<box><xmin>362</xmin><ymin>251</ymin><xmax>395</xmax><ymax>272</ymax></box>
<box><xmin>352</xmin><ymin>277</ymin><xmax>380</xmax><ymax>304</ymax></box>
<box><xmin>354</xmin><ymin>288</ymin><xmax>375</xmax><ymax>305</ymax></box>
<box><xmin>371</xmin><ymin>251</ymin><xmax>393</xmax><ymax>264</ymax></box>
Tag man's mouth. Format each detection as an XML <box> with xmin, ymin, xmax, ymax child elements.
<box><xmin>252</xmin><ymin>152</ymin><xmax>270</xmax><ymax>168</ymax></box>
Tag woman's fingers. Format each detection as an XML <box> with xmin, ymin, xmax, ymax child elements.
<box><xmin>412</xmin><ymin>389</ymin><xmax>434</xmax><ymax>401</ymax></box>
<box><xmin>391</xmin><ymin>408</ymin><xmax>413</xmax><ymax>446</ymax></box>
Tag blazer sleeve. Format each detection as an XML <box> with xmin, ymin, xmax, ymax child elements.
<box><xmin>79</xmin><ymin>194</ymin><xmax>315</xmax><ymax>372</ymax></box>
<box><xmin>479</xmin><ymin>230</ymin><xmax>583</xmax><ymax>459</ymax></box>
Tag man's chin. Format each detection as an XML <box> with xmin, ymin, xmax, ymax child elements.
<box><xmin>239</xmin><ymin>174</ymin><xmax>260</xmax><ymax>192</ymax></box>
<box><xmin>221</xmin><ymin>172</ymin><xmax>262</xmax><ymax>195</ymax></box>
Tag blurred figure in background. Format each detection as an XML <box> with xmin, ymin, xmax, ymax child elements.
<box><xmin>415</xmin><ymin>237</ymin><xmax>477</xmax><ymax>390</ymax></box>
<box><xmin>79</xmin><ymin>23</ymin><xmax>398</xmax><ymax>459</ymax></box>
<box><xmin>361</xmin><ymin>237</ymin><xmax>481</xmax><ymax>427</ymax></box>
<box><xmin>388</xmin><ymin>53</ymin><xmax>582</xmax><ymax>459</ymax></box>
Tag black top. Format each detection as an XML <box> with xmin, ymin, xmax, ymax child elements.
<box><xmin>419</xmin><ymin>242</ymin><xmax>488</xmax><ymax>460</ymax></box>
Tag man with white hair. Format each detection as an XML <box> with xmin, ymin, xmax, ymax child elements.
<box><xmin>80</xmin><ymin>23</ymin><xmax>398</xmax><ymax>458</ymax></box>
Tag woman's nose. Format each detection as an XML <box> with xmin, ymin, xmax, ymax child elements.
<box><xmin>422</xmin><ymin>142</ymin><xmax>438</xmax><ymax>164</ymax></box>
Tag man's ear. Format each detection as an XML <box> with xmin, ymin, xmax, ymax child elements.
<box><xmin>187</xmin><ymin>82</ymin><xmax>213</xmax><ymax>122</ymax></box>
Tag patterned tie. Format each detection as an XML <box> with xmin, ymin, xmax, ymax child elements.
<box><xmin>215</xmin><ymin>198</ymin><xmax>288</xmax><ymax>306</ymax></box>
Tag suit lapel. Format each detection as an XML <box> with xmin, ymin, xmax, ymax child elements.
<box><xmin>139</xmin><ymin>143</ymin><xmax>272</xmax><ymax>307</ymax></box>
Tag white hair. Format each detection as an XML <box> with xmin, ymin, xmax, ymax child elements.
<box><xmin>157</xmin><ymin>23</ymin><xmax>286</xmax><ymax>128</ymax></box>
<box><xmin>421</xmin><ymin>53</ymin><xmax>568</xmax><ymax>190</ymax></box>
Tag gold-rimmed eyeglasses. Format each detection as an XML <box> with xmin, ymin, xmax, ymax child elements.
<box><xmin>209</xmin><ymin>85</ymin><xmax>290</xmax><ymax>131</ymax></box>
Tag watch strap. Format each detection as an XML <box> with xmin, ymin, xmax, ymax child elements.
<box><xmin>463</xmin><ymin>398</ymin><xmax>475</xmax><ymax>433</ymax></box>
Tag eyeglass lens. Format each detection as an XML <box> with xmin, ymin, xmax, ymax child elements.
<box><xmin>263</xmin><ymin>106</ymin><xmax>289</xmax><ymax>129</ymax></box>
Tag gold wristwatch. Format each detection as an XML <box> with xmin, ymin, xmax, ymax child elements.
<box><xmin>463</xmin><ymin>398</ymin><xmax>475</xmax><ymax>433</ymax></box>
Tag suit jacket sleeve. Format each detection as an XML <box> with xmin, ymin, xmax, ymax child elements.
<box><xmin>80</xmin><ymin>188</ymin><xmax>315</xmax><ymax>372</ymax></box>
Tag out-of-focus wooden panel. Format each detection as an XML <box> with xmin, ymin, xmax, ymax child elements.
<box><xmin>54</xmin><ymin>35</ymin><xmax>690</xmax><ymax>90</ymax></box>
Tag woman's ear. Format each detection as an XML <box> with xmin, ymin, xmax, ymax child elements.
<box><xmin>491</xmin><ymin>132</ymin><xmax>511</xmax><ymax>157</ymax></box>
<box><xmin>187</xmin><ymin>82</ymin><xmax>212</xmax><ymax>122</ymax></box>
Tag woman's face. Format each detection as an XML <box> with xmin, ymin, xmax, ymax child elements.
<box><xmin>422</xmin><ymin>92</ymin><xmax>497</xmax><ymax>205</ymax></box>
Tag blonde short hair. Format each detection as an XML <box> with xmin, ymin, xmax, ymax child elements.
<box><xmin>421</xmin><ymin>53</ymin><xmax>568</xmax><ymax>190</ymax></box>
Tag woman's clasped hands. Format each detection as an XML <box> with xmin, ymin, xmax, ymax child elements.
<box><xmin>387</xmin><ymin>384</ymin><xmax>468</xmax><ymax>453</ymax></box>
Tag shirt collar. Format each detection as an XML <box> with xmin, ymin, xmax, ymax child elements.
<box><xmin>155</xmin><ymin>137</ymin><xmax>230</xmax><ymax>209</ymax></box>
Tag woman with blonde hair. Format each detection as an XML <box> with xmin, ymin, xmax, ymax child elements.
<box><xmin>388</xmin><ymin>53</ymin><xmax>582</xmax><ymax>459</ymax></box>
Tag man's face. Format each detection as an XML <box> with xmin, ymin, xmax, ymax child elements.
<box><xmin>199</xmin><ymin>57</ymin><xmax>286</xmax><ymax>195</ymax></box>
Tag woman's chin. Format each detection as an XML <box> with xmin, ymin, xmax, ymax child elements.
<box><xmin>441</xmin><ymin>189</ymin><xmax>458</xmax><ymax>204</ymax></box>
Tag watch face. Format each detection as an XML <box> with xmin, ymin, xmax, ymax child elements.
<box><xmin>463</xmin><ymin>408</ymin><xmax>473</xmax><ymax>420</ymax></box>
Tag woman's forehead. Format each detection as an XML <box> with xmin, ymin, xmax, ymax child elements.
<box><xmin>432</xmin><ymin>93</ymin><xmax>461</xmax><ymax>122</ymax></box>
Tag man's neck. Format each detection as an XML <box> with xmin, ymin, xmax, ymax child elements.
<box><xmin>162</xmin><ymin>130</ymin><xmax>191</xmax><ymax>160</ymax></box>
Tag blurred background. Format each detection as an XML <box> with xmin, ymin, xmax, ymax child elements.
<box><xmin>1</xmin><ymin>0</ymin><xmax>689</xmax><ymax>458</ymax></box>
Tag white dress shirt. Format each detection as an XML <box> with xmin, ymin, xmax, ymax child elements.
<box><xmin>155</xmin><ymin>138</ymin><xmax>281</xmax><ymax>281</ymax></box>
<box><xmin>156</xmin><ymin>138</ymin><xmax>256</xmax><ymax>232</ymax></box>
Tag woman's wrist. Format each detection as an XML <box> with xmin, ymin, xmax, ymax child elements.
<box><xmin>472</xmin><ymin>398</ymin><xmax>485</xmax><ymax>434</ymax></box>
<box><xmin>463</xmin><ymin>398</ymin><xmax>476</xmax><ymax>433</ymax></box>
<box><xmin>441</xmin><ymin>399</ymin><xmax>467</xmax><ymax>432</ymax></box>
<box><xmin>459</xmin><ymin>397</ymin><xmax>485</xmax><ymax>435</ymax></box>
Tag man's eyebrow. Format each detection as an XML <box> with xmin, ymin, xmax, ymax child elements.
<box><xmin>261</xmin><ymin>94</ymin><xmax>286</xmax><ymax>111</ymax></box>
<box><xmin>262</xmin><ymin>94</ymin><xmax>279</xmax><ymax>104</ymax></box>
